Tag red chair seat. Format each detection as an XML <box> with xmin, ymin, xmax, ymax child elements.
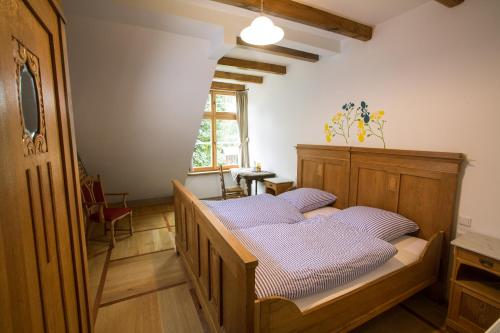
<box><xmin>90</xmin><ymin>207</ymin><xmax>131</xmax><ymax>222</ymax></box>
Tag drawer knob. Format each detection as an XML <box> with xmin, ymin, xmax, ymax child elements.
<box><xmin>479</xmin><ymin>258</ymin><xmax>493</xmax><ymax>269</ymax></box>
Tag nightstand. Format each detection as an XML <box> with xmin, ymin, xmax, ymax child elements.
<box><xmin>446</xmin><ymin>232</ymin><xmax>500</xmax><ymax>333</ymax></box>
<box><xmin>264</xmin><ymin>178</ymin><xmax>294</xmax><ymax>196</ymax></box>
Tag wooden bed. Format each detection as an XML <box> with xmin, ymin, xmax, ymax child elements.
<box><xmin>173</xmin><ymin>145</ymin><xmax>464</xmax><ymax>333</ymax></box>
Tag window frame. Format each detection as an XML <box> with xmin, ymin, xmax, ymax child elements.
<box><xmin>192</xmin><ymin>90</ymin><xmax>240</xmax><ymax>172</ymax></box>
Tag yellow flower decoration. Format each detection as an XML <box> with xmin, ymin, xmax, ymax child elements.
<box><xmin>357</xmin><ymin>124</ymin><xmax>366</xmax><ymax>142</ymax></box>
<box><xmin>374</xmin><ymin>110</ymin><xmax>385</xmax><ymax>120</ymax></box>
<box><xmin>332</xmin><ymin>112</ymin><xmax>343</xmax><ymax>123</ymax></box>
<box><xmin>324</xmin><ymin>123</ymin><xmax>334</xmax><ymax>142</ymax></box>
<box><xmin>357</xmin><ymin>128</ymin><xmax>366</xmax><ymax>142</ymax></box>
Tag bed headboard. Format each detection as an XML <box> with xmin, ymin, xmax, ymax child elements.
<box><xmin>296</xmin><ymin>145</ymin><xmax>464</xmax><ymax>242</ymax></box>
<box><xmin>296</xmin><ymin>145</ymin><xmax>351</xmax><ymax>209</ymax></box>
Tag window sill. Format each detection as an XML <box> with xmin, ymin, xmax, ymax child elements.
<box><xmin>187</xmin><ymin>170</ymin><xmax>230</xmax><ymax>176</ymax></box>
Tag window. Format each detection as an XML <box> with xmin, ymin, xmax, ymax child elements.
<box><xmin>191</xmin><ymin>90</ymin><xmax>240</xmax><ymax>172</ymax></box>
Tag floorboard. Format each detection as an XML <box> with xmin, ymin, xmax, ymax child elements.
<box><xmin>353</xmin><ymin>306</ymin><xmax>441</xmax><ymax>333</ymax></box>
<box><xmin>87</xmin><ymin>242</ymin><xmax>109</xmax><ymax>311</ymax></box>
<box><xmin>101</xmin><ymin>249</ymin><xmax>186</xmax><ymax>305</ymax></box>
<box><xmin>116</xmin><ymin>213</ymin><xmax>167</xmax><ymax>232</ymax></box>
<box><xmin>165</xmin><ymin>211</ymin><xmax>175</xmax><ymax>230</ymax></box>
<box><xmin>95</xmin><ymin>284</ymin><xmax>204</xmax><ymax>333</ymax></box>
<box><xmin>132</xmin><ymin>204</ymin><xmax>173</xmax><ymax>217</ymax></box>
<box><xmin>110</xmin><ymin>228</ymin><xmax>173</xmax><ymax>260</ymax></box>
<box><xmin>402</xmin><ymin>293</ymin><xmax>448</xmax><ymax>329</ymax></box>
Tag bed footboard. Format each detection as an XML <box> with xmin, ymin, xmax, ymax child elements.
<box><xmin>173</xmin><ymin>180</ymin><xmax>257</xmax><ymax>333</ymax></box>
<box><xmin>255</xmin><ymin>231</ymin><xmax>444</xmax><ymax>333</ymax></box>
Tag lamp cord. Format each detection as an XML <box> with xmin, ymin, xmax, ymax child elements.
<box><xmin>261</xmin><ymin>0</ymin><xmax>263</xmax><ymax>14</ymax></box>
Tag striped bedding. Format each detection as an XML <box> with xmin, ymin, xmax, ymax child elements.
<box><xmin>233</xmin><ymin>215</ymin><xmax>397</xmax><ymax>299</ymax></box>
<box><xmin>203</xmin><ymin>194</ymin><xmax>305</xmax><ymax>230</ymax></box>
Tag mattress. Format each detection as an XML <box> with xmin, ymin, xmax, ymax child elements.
<box><xmin>293</xmin><ymin>235</ymin><xmax>428</xmax><ymax>312</ymax></box>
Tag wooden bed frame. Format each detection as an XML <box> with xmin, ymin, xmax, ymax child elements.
<box><xmin>173</xmin><ymin>145</ymin><xmax>464</xmax><ymax>333</ymax></box>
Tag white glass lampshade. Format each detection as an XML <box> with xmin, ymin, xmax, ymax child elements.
<box><xmin>240</xmin><ymin>16</ymin><xmax>284</xmax><ymax>46</ymax></box>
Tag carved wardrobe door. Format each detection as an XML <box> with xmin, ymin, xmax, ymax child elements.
<box><xmin>0</xmin><ymin>0</ymin><xmax>91</xmax><ymax>332</ymax></box>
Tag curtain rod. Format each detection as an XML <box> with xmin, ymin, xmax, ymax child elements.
<box><xmin>210</xmin><ymin>88</ymin><xmax>249</xmax><ymax>92</ymax></box>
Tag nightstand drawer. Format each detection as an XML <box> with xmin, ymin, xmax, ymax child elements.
<box><xmin>457</xmin><ymin>248</ymin><xmax>500</xmax><ymax>274</ymax></box>
<box><xmin>264</xmin><ymin>180</ymin><xmax>293</xmax><ymax>196</ymax></box>
<box><xmin>266</xmin><ymin>182</ymin><xmax>278</xmax><ymax>192</ymax></box>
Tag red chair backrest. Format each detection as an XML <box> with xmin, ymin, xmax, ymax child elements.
<box><xmin>80</xmin><ymin>175</ymin><xmax>106</xmax><ymax>215</ymax></box>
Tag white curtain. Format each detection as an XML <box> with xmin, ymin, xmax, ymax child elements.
<box><xmin>236</xmin><ymin>91</ymin><xmax>250</xmax><ymax>168</ymax></box>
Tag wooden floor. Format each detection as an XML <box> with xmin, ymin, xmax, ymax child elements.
<box><xmin>86</xmin><ymin>203</ymin><xmax>447</xmax><ymax>333</ymax></box>
<box><xmin>86</xmin><ymin>203</ymin><xmax>205</xmax><ymax>333</ymax></box>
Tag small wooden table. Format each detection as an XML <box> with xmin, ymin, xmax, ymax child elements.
<box><xmin>236</xmin><ymin>171</ymin><xmax>276</xmax><ymax>196</ymax></box>
<box><xmin>446</xmin><ymin>232</ymin><xmax>500</xmax><ymax>333</ymax></box>
<box><xmin>264</xmin><ymin>178</ymin><xmax>294</xmax><ymax>196</ymax></box>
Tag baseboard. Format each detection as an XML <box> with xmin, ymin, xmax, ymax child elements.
<box><xmin>200</xmin><ymin>195</ymin><xmax>223</xmax><ymax>201</ymax></box>
<box><xmin>109</xmin><ymin>196</ymin><xmax>173</xmax><ymax>208</ymax></box>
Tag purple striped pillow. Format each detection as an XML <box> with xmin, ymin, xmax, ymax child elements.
<box><xmin>332</xmin><ymin>206</ymin><xmax>419</xmax><ymax>241</ymax></box>
<box><xmin>278</xmin><ymin>188</ymin><xmax>337</xmax><ymax>213</ymax></box>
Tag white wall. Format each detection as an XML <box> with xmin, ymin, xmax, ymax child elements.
<box><xmin>185</xmin><ymin>173</ymin><xmax>238</xmax><ymax>199</ymax></box>
<box><xmin>248</xmin><ymin>0</ymin><xmax>500</xmax><ymax>238</ymax></box>
<box><xmin>67</xmin><ymin>16</ymin><xmax>216</xmax><ymax>200</ymax></box>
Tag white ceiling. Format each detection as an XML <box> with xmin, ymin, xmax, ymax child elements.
<box><xmin>295</xmin><ymin>0</ymin><xmax>430</xmax><ymax>26</ymax></box>
<box><xmin>296</xmin><ymin>0</ymin><xmax>431</xmax><ymax>25</ymax></box>
<box><xmin>225</xmin><ymin>48</ymin><xmax>292</xmax><ymax>66</ymax></box>
<box><xmin>191</xmin><ymin>0</ymin><xmax>431</xmax><ymax>28</ymax></box>
<box><xmin>215</xmin><ymin>63</ymin><xmax>281</xmax><ymax>86</ymax></box>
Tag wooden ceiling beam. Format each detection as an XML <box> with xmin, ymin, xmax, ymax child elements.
<box><xmin>217</xmin><ymin>57</ymin><xmax>286</xmax><ymax>75</ymax></box>
<box><xmin>211</xmin><ymin>81</ymin><xmax>246</xmax><ymax>91</ymax></box>
<box><xmin>236</xmin><ymin>37</ymin><xmax>319</xmax><ymax>63</ymax></box>
<box><xmin>214</xmin><ymin>70</ymin><xmax>263</xmax><ymax>84</ymax></box>
<box><xmin>434</xmin><ymin>0</ymin><xmax>464</xmax><ymax>7</ymax></box>
<box><xmin>211</xmin><ymin>0</ymin><xmax>372</xmax><ymax>41</ymax></box>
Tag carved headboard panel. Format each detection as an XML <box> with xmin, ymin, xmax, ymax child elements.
<box><xmin>348</xmin><ymin>147</ymin><xmax>463</xmax><ymax>242</ymax></box>
<box><xmin>296</xmin><ymin>145</ymin><xmax>464</xmax><ymax>242</ymax></box>
<box><xmin>296</xmin><ymin>145</ymin><xmax>350</xmax><ymax>209</ymax></box>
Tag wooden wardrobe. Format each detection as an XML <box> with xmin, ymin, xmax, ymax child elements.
<box><xmin>0</xmin><ymin>0</ymin><xmax>91</xmax><ymax>332</ymax></box>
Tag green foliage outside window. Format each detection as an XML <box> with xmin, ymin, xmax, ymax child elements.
<box><xmin>192</xmin><ymin>119</ymin><xmax>212</xmax><ymax>168</ymax></box>
<box><xmin>192</xmin><ymin>93</ymin><xmax>241</xmax><ymax>170</ymax></box>
<box><xmin>215</xmin><ymin>95</ymin><xmax>236</xmax><ymax>113</ymax></box>
<box><xmin>216</xmin><ymin>120</ymin><xmax>239</xmax><ymax>166</ymax></box>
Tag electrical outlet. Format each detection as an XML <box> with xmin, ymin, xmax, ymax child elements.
<box><xmin>458</xmin><ymin>216</ymin><xmax>472</xmax><ymax>228</ymax></box>
<box><xmin>456</xmin><ymin>216</ymin><xmax>472</xmax><ymax>236</ymax></box>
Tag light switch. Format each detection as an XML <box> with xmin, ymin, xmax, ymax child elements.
<box><xmin>458</xmin><ymin>216</ymin><xmax>472</xmax><ymax>228</ymax></box>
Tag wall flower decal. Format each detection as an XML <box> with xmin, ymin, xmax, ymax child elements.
<box><xmin>324</xmin><ymin>102</ymin><xmax>359</xmax><ymax>144</ymax></box>
<box><xmin>359</xmin><ymin>108</ymin><xmax>387</xmax><ymax>148</ymax></box>
<box><xmin>357</xmin><ymin>120</ymin><xmax>366</xmax><ymax>142</ymax></box>
<box><xmin>324</xmin><ymin>101</ymin><xmax>387</xmax><ymax>148</ymax></box>
<box><xmin>324</xmin><ymin>111</ymin><xmax>348</xmax><ymax>144</ymax></box>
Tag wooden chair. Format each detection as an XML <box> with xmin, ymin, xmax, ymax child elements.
<box><xmin>219</xmin><ymin>166</ymin><xmax>245</xmax><ymax>200</ymax></box>
<box><xmin>80</xmin><ymin>175</ymin><xmax>133</xmax><ymax>247</ymax></box>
